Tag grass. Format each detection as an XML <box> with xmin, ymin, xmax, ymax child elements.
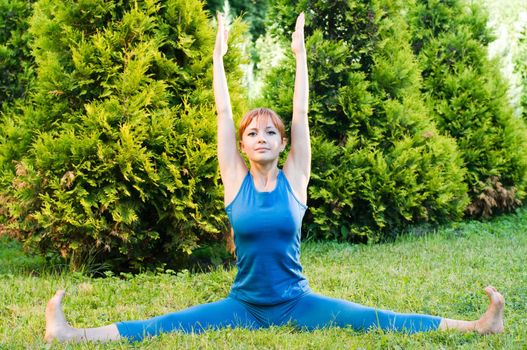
<box><xmin>1</xmin><ymin>208</ymin><xmax>526</xmax><ymax>349</ymax></box>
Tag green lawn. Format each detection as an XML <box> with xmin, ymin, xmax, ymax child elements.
<box><xmin>1</xmin><ymin>209</ymin><xmax>526</xmax><ymax>349</ymax></box>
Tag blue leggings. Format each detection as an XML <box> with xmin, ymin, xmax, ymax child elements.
<box><xmin>116</xmin><ymin>292</ymin><xmax>441</xmax><ymax>341</ymax></box>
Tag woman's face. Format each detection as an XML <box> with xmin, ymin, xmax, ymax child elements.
<box><xmin>240</xmin><ymin>116</ymin><xmax>286</xmax><ymax>164</ymax></box>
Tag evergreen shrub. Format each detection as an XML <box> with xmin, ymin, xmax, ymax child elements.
<box><xmin>408</xmin><ymin>0</ymin><xmax>527</xmax><ymax>217</ymax></box>
<box><xmin>0</xmin><ymin>0</ymin><xmax>36</xmax><ymax>230</ymax></box>
<box><xmin>0</xmin><ymin>0</ymin><xmax>35</xmax><ymax>109</ymax></box>
<box><xmin>0</xmin><ymin>0</ymin><xmax>247</xmax><ymax>271</ymax></box>
<box><xmin>262</xmin><ymin>0</ymin><xmax>468</xmax><ymax>242</ymax></box>
<box><xmin>518</xmin><ymin>23</ymin><xmax>527</xmax><ymax>119</ymax></box>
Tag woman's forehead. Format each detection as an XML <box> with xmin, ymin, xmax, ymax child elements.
<box><xmin>247</xmin><ymin>115</ymin><xmax>277</xmax><ymax>129</ymax></box>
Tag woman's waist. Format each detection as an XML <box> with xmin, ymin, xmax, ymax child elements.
<box><xmin>229</xmin><ymin>277</ymin><xmax>311</xmax><ymax>306</ymax></box>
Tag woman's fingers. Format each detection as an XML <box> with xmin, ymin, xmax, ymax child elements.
<box><xmin>291</xmin><ymin>12</ymin><xmax>305</xmax><ymax>54</ymax></box>
<box><xmin>218</xmin><ymin>13</ymin><xmax>226</xmax><ymax>39</ymax></box>
<box><xmin>217</xmin><ymin>12</ymin><xmax>223</xmax><ymax>29</ymax></box>
<box><xmin>214</xmin><ymin>12</ymin><xmax>228</xmax><ymax>57</ymax></box>
<box><xmin>295</xmin><ymin>12</ymin><xmax>305</xmax><ymax>32</ymax></box>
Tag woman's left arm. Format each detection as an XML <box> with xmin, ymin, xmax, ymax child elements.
<box><xmin>284</xmin><ymin>12</ymin><xmax>310</xmax><ymax>204</ymax></box>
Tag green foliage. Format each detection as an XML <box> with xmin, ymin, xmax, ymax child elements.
<box><xmin>0</xmin><ymin>0</ymin><xmax>247</xmax><ymax>272</ymax></box>
<box><xmin>262</xmin><ymin>0</ymin><xmax>468</xmax><ymax>242</ymax></box>
<box><xmin>0</xmin><ymin>0</ymin><xmax>36</xmax><ymax>108</ymax></box>
<box><xmin>518</xmin><ymin>22</ymin><xmax>527</xmax><ymax>119</ymax></box>
<box><xmin>205</xmin><ymin>0</ymin><xmax>269</xmax><ymax>39</ymax></box>
<box><xmin>408</xmin><ymin>0</ymin><xmax>527</xmax><ymax>217</ymax></box>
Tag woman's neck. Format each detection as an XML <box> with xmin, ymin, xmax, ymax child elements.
<box><xmin>249</xmin><ymin>163</ymin><xmax>279</xmax><ymax>191</ymax></box>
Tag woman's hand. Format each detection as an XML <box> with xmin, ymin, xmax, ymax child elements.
<box><xmin>214</xmin><ymin>13</ymin><xmax>228</xmax><ymax>59</ymax></box>
<box><xmin>291</xmin><ymin>12</ymin><xmax>306</xmax><ymax>56</ymax></box>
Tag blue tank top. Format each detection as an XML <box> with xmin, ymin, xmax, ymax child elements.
<box><xmin>225</xmin><ymin>170</ymin><xmax>311</xmax><ymax>305</ymax></box>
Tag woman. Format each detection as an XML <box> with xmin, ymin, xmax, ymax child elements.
<box><xmin>44</xmin><ymin>13</ymin><xmax>504</xmax><ymax>343</ymax></box>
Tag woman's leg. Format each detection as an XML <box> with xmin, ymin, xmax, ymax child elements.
<box><xmin>44</xmin><ymin>289</ymin><xmax>260</xmax><ymax>343</ymax></box>
<box><xmin>289</xmin><ymin>286</ymin><xmax>504</xmax><ymax>334</ymax></box>
<box><xmin>289</xmin><ymin>293</ymin><xmax>441</xmax><ymax>333</ymax></box>
<box><xmin>116</xmin><ymin>296</ymin><xmax>259</xmax><ymax>341</ymax></box>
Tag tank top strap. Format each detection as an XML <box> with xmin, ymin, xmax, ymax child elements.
<box><xmin>280</xmin><ymin>170</ymin><xmax>308</xmax><ymax>210</ymax></box>
<box><xmin>225</xmin><ymin>171</ymin><xmax>251</xmax><ymax>213</ymax></box>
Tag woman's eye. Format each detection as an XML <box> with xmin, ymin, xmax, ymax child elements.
<box><xmin>248</xmin><ymin>132</ymin><xmax>256</xmax><ymax>136</ymax></box>
<box><xmin>267</xmin><ymin>130</ymin><xmax>276</xmax><ymax>135</ymax></box>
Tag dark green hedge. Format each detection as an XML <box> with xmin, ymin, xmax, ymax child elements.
<box><xmin>262</xmin><ymin>0</ymin><xmax>468</xmax><ymax>242</ymax></box>
<box><xmin>0</xmin><ymin>0</ymin><xmax>247</xmax><ymax>271</ymax></box>
<box><xmin>408</xmin><ymin>0</ymin><xmax>527</xmax><ymax>217</ymax></box>
<box><xmin>0</xmin><ymin>0</ymin><xmax>35</xmax><ymax>108</ymax></box>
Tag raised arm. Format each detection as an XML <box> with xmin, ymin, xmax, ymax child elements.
<box><xmin>213</xmin><ymin>13</ymin><xmax>248</xmax><ymax>205</ymax></box>
<box><xmin>284</xmin><ymin>12</ymin><xmax>310</xmax><ymax>204</ymax></box>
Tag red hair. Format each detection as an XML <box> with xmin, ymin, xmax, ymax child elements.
<box><xmin>238</xmin><ymin>108</ymin><xmax>286</xmax><ymax>140</ymax></box>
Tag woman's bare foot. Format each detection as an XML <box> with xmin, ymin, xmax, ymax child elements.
<box><xmin>474</xmin><ymin>286</ymin><xmax>505</xmax><ymax>334</ymax></box>
<box><xmin>44</xmin><ymin>290</ymin><xmax>80</xmax><ymax>343</ymax></box>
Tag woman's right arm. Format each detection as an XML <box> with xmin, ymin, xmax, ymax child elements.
<box><xmin>213</xmin><ymin>13</ymin><xmax>247</xmax><ymax>204</ymax></box>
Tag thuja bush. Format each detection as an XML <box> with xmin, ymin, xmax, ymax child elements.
<box><xmin>262</xmin><ymin>0</ymin><xmax>467</xmax><ymax>242</ymax></box>
<box><xmin>408</xmin><ymin>0</ymin><xmax>527</xmax><ymax>217</ymax></box>
<box><xmin>0</xmin><ymin>0</ymin><xmax>247</xmax><ymax>271</ymax></box>
<box><xmin>0</xmin><ymin>0</ymin><xmax>36</xmax><ymax>228</ymax></box>
<box><xmin>0</xmin><ymin>0</ymin><xmax>35</xmax><ymax>109</ymax></box>
<box><xmin>518</xmin><ymin>23</ymin><xmax>527</xmax><ymax>119</ymax></box>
